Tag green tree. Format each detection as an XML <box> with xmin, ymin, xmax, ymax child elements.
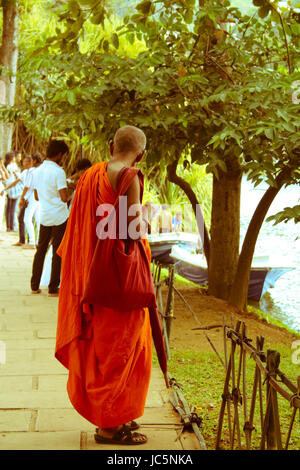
<box><xmin>2</xmin><ymin>0</ymin><xmax>299</xmax><ymax>311</ymax></box>
<box><xmin>0</xmin><ymin>0</ymin><xmax>19</xmax><ymax>155</ymax></box>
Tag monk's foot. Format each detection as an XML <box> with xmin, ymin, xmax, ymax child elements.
<box><xmin>95</xmin><ymin>424</ymin><xmax>147</xmax><ymax>445</ymax></box>
<box><xmin>125</xmin><ymin>420</ymin><xmax>140</xmax><ymax>430</ymax></box>
<box><xmin>95</xmin><ymin>420</ymin><xmax>139</xmax><ymax>434</ymax></box>
<box><xmin>96</xmin><ymin>425</ymin><xmax>122</xmax><ymax>439</ymax></box>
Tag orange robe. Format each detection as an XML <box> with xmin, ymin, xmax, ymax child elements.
<box><xmin>55</xmin><ymin>162</ymin><xmax>152</xmax><ymax>428</ymax></box>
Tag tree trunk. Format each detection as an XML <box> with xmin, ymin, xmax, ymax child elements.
<box><xmin>228</xmin><ymin>169</ymin><xmax>291</xmax><ymax>311</ymax></box>
<box><xmin>0</xmin><ymin>1</ymin><xmax>19</xmax><ymax>156</ymax></box>
<box><xmin>208</xmin><ymin>164</ymin><xmax>242</xmax><ymax>300</ymax></box>
<box><xmin>167</xmin><ymin>158</ymin><xmax>211</xmax><ymax>263</ymax></box>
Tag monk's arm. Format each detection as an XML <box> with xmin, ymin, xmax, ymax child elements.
<box><xmin>126</xmin><ymin>175</ymin><xmax>146</xmax><ymax>239</ymax></box>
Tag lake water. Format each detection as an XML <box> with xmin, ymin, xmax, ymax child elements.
<box><xmin>241</xmin><ymin>178</ymin><xmax>300</xmax><ymax>333</ymax></box>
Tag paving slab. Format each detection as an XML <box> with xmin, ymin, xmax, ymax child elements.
<box><xmin>0</xmin><ymin>330</ymin><xmax>36</xmax><ymax>340</ymax></box>
<box><xmin>1</xmin><ymin>339</ymin><xmax>55</xmax><ymax>350</ymax></box>
<box><xmin>38</xmin><ymin>375</ymin><xmax>68</xmax><ymax>391</ymax></box>
<box><xmin>37</xmin><ymin>408</ymin><xmax>94</xmax><ymax>432</ymax></box>
<box><xmin>0</xmin><ymin>431</ymin><xmax>81</xmax><ymax>450</ymax></box>
<box><xmin>0</xmin><ymin>410</ymin><xmax>32</xmax><ymax>432</ymax></box>
<box><xmin>2</xmin><ymin>348</ymin><xmax>33</xmax><ymax>363</ymax></box>
<box><xmin>0</xmin><ymin>391</ymin><xmax>73</xmax><ymax>408</ymax></box>
<box><xmin>35</xmin><ymin>327</ymin><xmax>57</xmax><ymax>339</ymax></box>
<box><xmin>0</xmin><ymin>361</ymin><xmax>65</xmax><ymax>375</ymax></box>
<box><xmin>0</xmin><ymin>317</ymin><xmax>33</xmax><ymax>331</ymax></box>
<box><xmin>30</xmin><ymin>314</ymin><xmax>57</xmax><ymax>323</ymax></box>
<box><xmin>0</xmin><ymin>375</ymin><xmax>33</xmax><ymax>392</ymax></box>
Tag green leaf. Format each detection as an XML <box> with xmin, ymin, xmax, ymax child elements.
<box><xmin>67</xmin><ymin>91</ymin><xmax>76</xmax><ymax>106</ymax></box>
<box><xmin>252</xmin><ymin>0</ymin><xmax>264</xmax><ymax>6</ymax></box>
<box><xmin>126</xmin><ymin>33</ymin><xmax>135</xmax><ymax>45</ymax></box>
<box><xmin>290</xmin><ymin>23</ymin><xmax>300</xmax><ymax>35</ymax></box>
<box><xmin>217</xmin><ymin>159</ymin><xmax>227</xmax><ymax>172</ymax></box>
<box><xmin>184</xmin><ymin>9</ymin><xmax>194</xmax><ymax>24</ymax></box>
<box><xmin>258</xmin><ymin>5</ymin><xmax>271</xmax><ymax>19</ymax></box>
<box><xmin>103</xmin><ymin>39</ymin><xmax>109</xmax><ymax>52</ymax></box>
<box><xmin>68</xmin><ymin>0</ymin><xmax>80</xmax><ymax>18</ymax></box>
<box><xmin>77</xmin><ymin>0</ymin><xmax>97</xmax><ymax>6</ymax></box>
<box><xmin>264</xmin><ymin>128</ymin><xmax>274</xmax><ymax>140</ymax></box>
<box><xmin>90</xmin><ymin>120</ymin><xmax>96</xmax><ymax>133</ymax></box>
<box><xmin>111</xmin><ymin>33</ymin><xmax>119</xmax><ymax>49</ymax></box>
<box><xmin>136</xmin><ymin>0</ymin><xmax>152</xmax><ymax>15</ymax></box>
<box><xmin>212</xmin><ymin>165</ymin><xmax>219</xmax><ymax>180</ymax></box>
<box><xmin>90</xmin><ymin>9</ymin><xmax>104</xmax><ymax>25</ymax></box>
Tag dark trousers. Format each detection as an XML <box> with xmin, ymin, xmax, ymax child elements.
<box><xmin>31</xmin><ymin>220</ymin><xmax>67</xmax><ymax>293</ymax></box>
<box><xmin>6</xmin><ymin>197</ymin><xmax>17</xmax><ymax>231</ymax></box>
<box><xmin>18</xmin><ymin>206</ymin><xmax>25</xmax><ymax>244</ymax></box>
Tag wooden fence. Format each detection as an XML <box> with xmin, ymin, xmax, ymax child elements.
<box><xmin>216</xmin><ymin>318</ymin><xmax>300</xmax><ymax>450</ymax></box>
<box><xmin>152</xmin><ymin>260</ymin><xmax>299</xmax><ymax>450</ymax></box>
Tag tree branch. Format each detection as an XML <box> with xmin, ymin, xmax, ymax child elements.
<box><xmin>268</xmin><ymin>2</ymin><xmax>293</xmax><ymax>74</ymax></box>
<box><xmin>167</xmin><ymin>156</ymin><xmax>210</xmax><ymax>263</ymax></box>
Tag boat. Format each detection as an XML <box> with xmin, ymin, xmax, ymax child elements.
<box><xmin>148</xmin><ymin>232</ymin><xmax>200</xmax><ymax>263</ymax></box>
<box><xmin>148</xmin><ymin>233</ymin><xmax>294</xmax><ymax>301</ymax></box>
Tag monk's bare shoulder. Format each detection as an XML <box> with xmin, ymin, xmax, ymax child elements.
<box><xmin>126</xmin><ymin>174</ymin><xmax>140</xmax><ymax>206</ymax></box>
<box><xmin>106</xmin><ymin>161</ymin><xmax>126</xmax><ymax>191</ymax></box>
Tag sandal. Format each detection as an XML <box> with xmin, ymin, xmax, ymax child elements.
<box><xmin>95</xmin><ymin>420</ymin><xmax>140</xmax><ymax>434</ymax></box>
<box><xmin>94</xmin><ymin>424</ymin><xmax>147</xmax><ymax>445</ymax></box>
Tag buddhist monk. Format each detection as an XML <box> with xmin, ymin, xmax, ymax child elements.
<box><xmin>55</xmin><ymin>125</ymin><xmax>153</xmax><ymax>445</ymax></box>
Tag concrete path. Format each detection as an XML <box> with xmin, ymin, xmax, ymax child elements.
<box><xmin>0</xmin><ymin>231</ymin><xmax>201</xmax><ymax>450</ymax></box>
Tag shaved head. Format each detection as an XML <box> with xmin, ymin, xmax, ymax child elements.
<box><xmin>113</xmin><ymin>125</ymin><xmax>146</xmax><ymax>155</ymax></box>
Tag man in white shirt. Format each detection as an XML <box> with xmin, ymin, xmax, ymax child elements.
<box><xmin>2</xmin><ymin>155</ymin><xmax>32</xmax><ymax>244</ymax></box>
<box><xmin>21</xmin><ymin>153</ymin><xmax>42</xmax><ymax>248</ymax></box>
<box><xmin>30</xmin><ymin>140</ymin><xmax>69</xmax><ymax>297</ymax></box>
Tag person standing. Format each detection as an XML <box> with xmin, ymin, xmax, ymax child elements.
<box><xmin>3</xmin><ymin>155</ymin><xmax>34</xmax><ymax>246</ymax></box>
<box><xmin>13</xmin><ymin>152</ymin><xmax>23</xmax><ymax>232</ymax></box>
<box><xmin>172</xmin><ymin>211</ymin><xmax>182</xmax><ymax>232</ymax></box>
<box><xmin>157</xmin><ymin>203</ymin><xmax>173</xmax><ymax>234</ymax></box>
<box><xmin>30</xmin><ymin>140</ymin><xmax>69</xmax><ymax>297</ymax></box>
<box><xmin>40</xmin><ymin>158</ymin><xmax>92</xmax><ymax>286</ymax></box>
<box><xmin>21</xmin><ymin>152</ymin><xmax>43</xmax><ymax>249</ymax></box>
<box><xmin>55</xmin><ymin>125</ymin><xmax>154</xmax><ymax>445</ymax></box>
<box><xmin>3</xmin><ymin>152</ymin><xmax>23</xmax><ymax>232</ymax></box>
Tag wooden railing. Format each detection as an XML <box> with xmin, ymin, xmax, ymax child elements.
<box><xmin>216</xmin><ymin>319</ymin><xmax>300</xmax><ymax>450</ymax></box>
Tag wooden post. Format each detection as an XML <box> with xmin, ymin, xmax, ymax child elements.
<box><xmin>215</xmin><ymin>321</ymin><xmax>241</xmax><ymax>449</ymax></box>
<box><xmin>248</xmin><ymin>336</ymin><xmax>264</xmax><ymax>448</ymax></box>
<box><xmin>285</xmin><ymin>376</ymin><xmax>300</xmax><ymax>449</ymax></box>
<box><xmin>265</xmin><ymin>350</ymin><xmax>281</xmax><ymax>450</ymax></box>
<box><xmin>165</xmin><ymin>264</ymin><xmax>175</xmax><ymax>340</ymax></box>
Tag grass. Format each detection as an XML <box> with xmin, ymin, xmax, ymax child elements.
<box><xmin>154</xmin><ymin>344</ymin><xmax>300</xmax><ymax>450</ymax></box>
<box><xmin>153</xmin><ymin>265</ymin><xmax>209</xmax><ymax>293</ymax></box>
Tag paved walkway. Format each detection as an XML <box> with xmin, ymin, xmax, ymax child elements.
<box><xmin>0</xmin><ymin>231</ymin><xmax>201</xmax><ymax>450</ymax></box>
